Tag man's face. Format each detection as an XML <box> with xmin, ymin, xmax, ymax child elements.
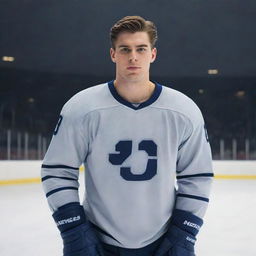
<box><xmin>110</xmin><ymin>32</ymin><xmax>157</xmax><ymax>83</ymax></box>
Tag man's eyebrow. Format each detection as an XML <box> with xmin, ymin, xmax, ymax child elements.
<box><xmin>136</xmin><ymin>44</ymin><xmax>148</xmax><ymax>47</ymax></box>
<box><xmin>118</xmin><ymin>44</ymin><xmax>149</xmax><ymax>48</ymax></box>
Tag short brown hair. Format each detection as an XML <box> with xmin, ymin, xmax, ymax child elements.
<box><xmin>110</xmin><ymin>16</ymin><xmax>158</xmax><ymax>49</ymax></box>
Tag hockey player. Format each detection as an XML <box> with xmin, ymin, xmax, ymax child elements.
<box><xmin>41</xmin><ymin>16</ymin><xmax>213</xmax><ymax>256</ymax></box>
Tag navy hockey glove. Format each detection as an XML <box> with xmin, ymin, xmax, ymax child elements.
<box><xmin>52</xmin><ymin>202</ymin><xmax>104</xmax><ymax>256</ymax></box>
<box><xmin>155</xmin><ymin>210</ymin><xmax>203</xmax><ymax>256</ymax></box>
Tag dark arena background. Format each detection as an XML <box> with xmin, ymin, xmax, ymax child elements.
<box><xmin>0</xmin><ymin>0</ymin><xmax>256</xmax><ymax>160</ymax></box>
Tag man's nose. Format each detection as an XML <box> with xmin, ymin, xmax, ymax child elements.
<box><xmin>129</xmin><ymin>50</ymin><xmax>138</xmax><ymax>62</ymax></box>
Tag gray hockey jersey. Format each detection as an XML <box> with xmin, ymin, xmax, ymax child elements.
<box><xmin>41</xmin><ymin>81</ymin><xmax>213</xmax><ymax>248</ymax></box>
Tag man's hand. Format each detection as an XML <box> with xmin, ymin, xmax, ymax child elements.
<box><xmin>53</xmin><ymin>202</ymin><xmax>104</xmax><ymax>256</ymax></box>
<box><xmin>154</xmin><ymin>210</ymin><xmax>203</xmax><ymax>256</ymax></box>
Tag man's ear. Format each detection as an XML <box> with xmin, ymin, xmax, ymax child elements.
<box><xmin>110</xmin><ymin>48</ymin><xmax>116</xmax><ymax>63</ymax></box>
<box><xmin>150</xmin><ymin>47</ymin><xmax>157</xmax><ymax>63</ymax></box>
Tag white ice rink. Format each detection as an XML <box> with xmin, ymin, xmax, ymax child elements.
<box><xmin>1</xmin><ymin>176</ymin><xmax>256</xmax><ymax>256</ymax></box>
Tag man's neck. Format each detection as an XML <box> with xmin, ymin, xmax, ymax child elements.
<box><xmin>113</xmin><ymin>79</ymin><xmax>155</xmax><ymax>103</ymax></box>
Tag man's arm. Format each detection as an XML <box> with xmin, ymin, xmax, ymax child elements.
<box><xmin>41</xmin><ymin>105</ymin><xmax>103</xmax><ymax>256</ymax></box>
<box><xmin>41</xmin><ymin>110</ymin><xmax>85</xmax><ymax>211</ymax></box>
<box><xmin>171</xmin><ymin>119</ymin><xmax>213</xmax><ymax>252</ymax></box>
<box><xmin>175</xmin><ymin>119</ymin><xmax>213</xmax><ymax>217</ymax></box>
<box><xmin>156</xmin><ymin>109</ymin><xmax>213</xmax><ymax>256</ymax></box>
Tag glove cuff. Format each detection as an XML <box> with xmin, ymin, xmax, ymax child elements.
<box><xmin>171</xmin><ymin>209</ymin><xmax>203</xmax><ymax>236</ymax></box>
<box><xmin>52</xmin><ymin>202</ymin><xmax>86</xmax><ymax>233</ymax></box>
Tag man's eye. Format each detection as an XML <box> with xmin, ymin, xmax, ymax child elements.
<box><xmin>121</xmin><ymin>48</ymin><xmax>130</xmax><ymax>53</ymax></box>
<box><xmin>137</xmin><ymin>48</ymin><xmax>146</xmax><ymax>52</ymax></box>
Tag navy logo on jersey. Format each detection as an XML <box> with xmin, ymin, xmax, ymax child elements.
<box><xmin>109</xmin><ymin>140</ymin><xmax>157</xmax><ymax>181</ymax></box>
<box><xmin>53</xmin><ymin>115</ymin><xmax>63</xmax><ymax>135</ymax></box>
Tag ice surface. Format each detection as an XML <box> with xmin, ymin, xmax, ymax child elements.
<box><xmin>0</xmin><ymin>175</ymin><xmax>255</xmax><ymax>256</ymax></box>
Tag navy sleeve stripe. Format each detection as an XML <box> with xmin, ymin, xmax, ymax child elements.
<box><xmin>176</xmin><ymin>173</ymin><xmax>214</xmax><ymax>180</ymax></box>
<box><xmin>46</xmin><ymin>187</ymin><xmax>78</xmax><ymax>197</ymax></box>
<box><xmin>42</xmin><ymin>164</ymin><xmax>79</xmax><ymax>170</ymax></box>
<box><xmin>42</xmin><ymin>175</ymin><xmax>77</xmax><ymax>182</ymax></box>
<box><xmin>177</xmin><ymin>193</ymin><xmax>209</xmax><ymax>202</ymax></box>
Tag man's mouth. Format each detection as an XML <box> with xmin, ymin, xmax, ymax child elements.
<box><xmin>127</xmin><ymin>66</ymin><xmax>141</xmax><ymax>70</ymax></box>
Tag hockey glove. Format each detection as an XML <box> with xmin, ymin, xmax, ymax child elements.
<box><xmin>154</xmin><ymin>209</ymin><xmax>203</xmax><ymax>256</ymax></box>
<box><xmin>52</xmin><ymin>202</ymin><xmax>104</xmax><ymax>256</ymax></box>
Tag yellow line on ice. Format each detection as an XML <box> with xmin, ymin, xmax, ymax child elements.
<box><xmin>0</xmin><ymin>178</ymin><xmax>41</xmax><ymax>186</ymax></box>
<box><xmin>214</xmin><ymin>175</ymin><xmax>256</xmax><ymax>179</ymax></box>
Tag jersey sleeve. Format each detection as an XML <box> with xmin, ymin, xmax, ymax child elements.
<box><xmin>175</xmin><ymin>110</ymin><xmax>213</xmax><ymax>218</ymax></box>
<box><xmin>41</xmin><ymin>104</ymin><xmax>88</xmax><ymax>212</ymax></box>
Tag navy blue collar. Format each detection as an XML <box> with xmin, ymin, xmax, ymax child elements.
<box><xmin>108</xmin><ymin>80</ymin><xmax>162</xmax><ymax>110</ymax></box>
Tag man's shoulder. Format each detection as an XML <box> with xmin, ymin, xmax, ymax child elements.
<box><xmin>157</xmin><ymin>85</ymin><xmax>204</xmax><ymax>125</ymax></box>
<box><xmin>62</xmin><ymin>82</ymin><xmax>116</xmax><ymax>117</ymax></box>
<box><xmin>66</xmin><ymin>82</ymin><xmax>108</xmax><ymax>105</ymax></box>
<box><xmin>161</xmin><ymin>85</ymin><xmax>197</xmax><ymax>106</ymax></box>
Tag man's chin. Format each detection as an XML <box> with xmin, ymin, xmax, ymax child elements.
<box><xmin>125</xmin><ymin>74</ymin><xmax>144</xmax><ymax>82</ymax></box>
